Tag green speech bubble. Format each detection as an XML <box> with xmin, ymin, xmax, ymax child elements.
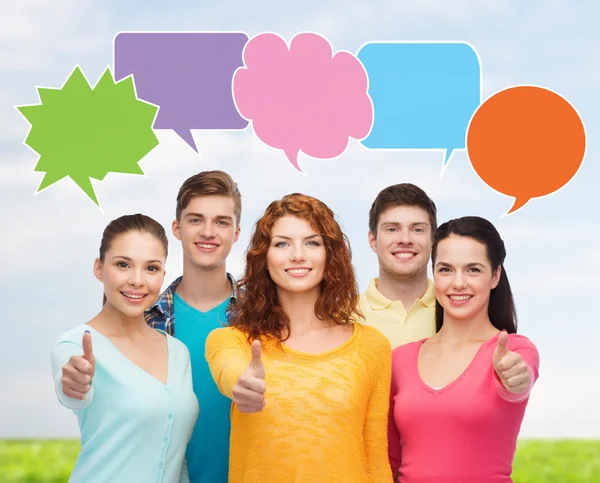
<box><xmin>17</xmin><ymin>65</ymin><xmax>159</xmax><ymax>206</ymax></box>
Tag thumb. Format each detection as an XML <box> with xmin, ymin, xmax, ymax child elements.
<box><xmin>250</xmin><ymin>340</ymin><xmax>265</xmax><ymax>379</ymax></box>
<box><xmin>82</xmin><ymin>331</ymin><xmax>95</xmax><ymax>368</ymax></box>
<box><xmin>493</xmin><ymin>330</ymin><xmax>509</xmax><ymax>365</ymax></box>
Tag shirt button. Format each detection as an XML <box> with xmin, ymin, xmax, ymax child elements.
<box><xmin>159</xmin><ymin>463</ymin><xmax>164</xmax><ymax>469</ymax></box>
<box><xmin>164</xmin><ymin>388</ymin><xmax>170</xmax><ymax>393</ymax></box>
<box><xmin>168</xmin><ymin>414</ymin><xmax>173</xmax><ymax>419</ymax></box>
<box><xmin>164</xmin><ymin>437</ymin><xmax>169</xmax><ymax>444</ymax></box>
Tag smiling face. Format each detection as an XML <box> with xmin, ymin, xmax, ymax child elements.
<box><xmin>173</xmin><ymin>195</ymin><xmax>240</xmax><ymax>271</ymax></box>
<box><xmin>433</xmin><ymin>234</ymin><xmax>501</xmax><ymax>323</ymax></box>
<box><xmin>369</xmin><ymin>205</ymin><xmax>433</xmax><ymax>280</ymax></box>
<box><xmin>266</xmin><ymin>215</ymin><xmax>326</xmax><ymax>299</ymax></box>
<box><xmin>94</xmin><ymin>230</ymin><xmax>167</xmax><ymax>318</ymax></box>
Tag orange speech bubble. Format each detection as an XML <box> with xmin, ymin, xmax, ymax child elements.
<box><xmin>466</xmin><ymin>85</ymin><xmax>586</xmax><ymax>215</ymax></box>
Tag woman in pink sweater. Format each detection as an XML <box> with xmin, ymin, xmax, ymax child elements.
<box><xmin>388</xmin><ymin>216</ymin><xmax>539</xmax><ymax>483</ymax></box>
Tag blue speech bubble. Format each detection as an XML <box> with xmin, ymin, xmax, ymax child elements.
<box><xmin>356</xmin><ymin>41</ymin><xmax>481</xmax><ymax>165</ymax></box>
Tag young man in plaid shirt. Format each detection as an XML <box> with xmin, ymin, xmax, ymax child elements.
<box><xmin>145</xmin><ymin>170</ymin><xmax>242</xmax><ymax>483</ymax></box>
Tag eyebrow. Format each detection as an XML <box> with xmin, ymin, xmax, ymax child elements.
<box><xmin>272</xmin><ymin>234</ymin><xmax>321</xmax><ymax>240</ymax></box>
<box><xmin>111</xmin><ymin>256</ymin><xmax>163</xmax><ymax>264</ymax></box>
<box><xmin>185</xmin><ymin>213</ymin><xmax>233</xmax><ymax>220</ymax></box>
<box><xmin>381</xmin><ymin>221</ymin><xmax>429</xmax><ymax>227</ymax></box>
<box><xmin>435</xmin><ymin>261</ymin><xmax>485</xmax><ymax>268</ymax></box>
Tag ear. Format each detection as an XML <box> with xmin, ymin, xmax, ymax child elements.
<box><xmin>233</xmin><ymin>225</ymin><xmax>241</xmax><ymax>243</ymax></box>
<box><xmin>172</xmin><ymin>219</ymin><xmax>181</xmax><ymax>241</ymax></box>
<box><xmin>93</xmin><ymin>258</ymin><xmax>103</xmax><ymax>282</ymax></box>
<box><xmin>368</xmin><ymin>231</ymin><xmax>378</xmax><ymax>254</ymax></box>
<box><xmin>491</xmin><ymin>265</ymin><xmax>502</xmax><ymax>289</ymax></box>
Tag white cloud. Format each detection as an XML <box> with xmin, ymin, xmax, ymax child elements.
<box><xmin>0</xmin><ymin>373</ymin><xmax>79</xmax><ymax>438</ymax></box>
<box><xmin>520</xmin><ymin>364</ymin><xmax>600</xmax><ymax>438</ymax></box>
<box><xmin>0</xmin><ymin>0</ymin><xmax>110</xmax><ymax>69</ymax></box>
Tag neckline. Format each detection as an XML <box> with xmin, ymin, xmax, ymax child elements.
<box><xmin>174</xmin><ymin>291</ymin><xmax>230</xmax><ymax>316</ymax></box>
<box><xmin>85</xmin><ymin>325</ymin><xmax>172</xmax><ymax>387</ymax></box>
<box><xmin>366</xmin><ymin>277</ymin><xmax>435</xmax><ymax>311</ymax></box>
<box><xmin>415</xmin><ymin>332</ymin><xmax>500</xmax><ymax>395</ymax></box>
<box><xmin>276</xmin><ymin>323</ymin><xmax>359</xmax><ymax>360</ymax></box>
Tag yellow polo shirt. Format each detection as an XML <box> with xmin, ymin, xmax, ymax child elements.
<box><xmin>359</xmin><ymin>278</ymin><xmax>436</xmax><ymax>348</ymax></box>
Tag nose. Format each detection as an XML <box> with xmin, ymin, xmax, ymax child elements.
<box><xmin>395</xmin><ymin>228</ymin><xmax>412</xmax><ymax>245</ymax></box>
<box><xmin>200</xmin><ymin>221</ymin><xmax>215</xmax><ymax>238</ymax></box>
<box><xmin>451</xmin><ymin>271</ymin><xmax>468</xmax><ymax>290</ymax></box>
<box><xmin>128</xmin><ymin>268</ymin><xmax>145</xmax><ymax>287</ymax></box>
<box><xmin>289</xmin><ymin>243</ymin><xmax>307</xmax><ymax>262</ymax></box>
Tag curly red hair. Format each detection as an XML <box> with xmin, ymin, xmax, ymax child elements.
<box><xmin>229</xmin><ymin>193</ymin><xmax>362</xmax><ymax>343</ymax></box>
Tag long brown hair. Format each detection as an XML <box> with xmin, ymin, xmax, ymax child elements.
<box><xmin>98</xmin><ymin>214</ymin><xmax>168</xmax><ymax>305</ymax></box>
<box><xmin>432</xmin><ymin>216</ymin><xmax>517</xmax><ymax>333</ymax></box>
<box><xmin>229</xmin><ymin>193</ymin><xmax>361</xmax><ymax>343</ymax></box>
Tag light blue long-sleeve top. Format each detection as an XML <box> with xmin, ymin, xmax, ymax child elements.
<box><xmin>50</xmin><ymin>325</ymin><xmax>199</xmax><ymax>483</ymax></box>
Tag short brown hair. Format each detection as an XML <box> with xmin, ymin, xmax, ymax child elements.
<box><xmin>368</xmin><ymin>183</ymin><xmax>437</xmax><ymax>239</ymax></box>
<box><xmin>176</xmin><ymin>170</ymin><xmax>242</xmax><ymax>224</ymax></box>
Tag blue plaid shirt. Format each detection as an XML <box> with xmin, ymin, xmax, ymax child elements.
<box><xmin>144</xmin><ymin>273</ymin><xmax>238</xmax><ymax>336</ymax></box>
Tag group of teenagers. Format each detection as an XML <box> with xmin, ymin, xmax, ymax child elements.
<box><xmin>51</xmin><ymin>170</ymin><xmax>540</xmax><ymax>483</ymax></box>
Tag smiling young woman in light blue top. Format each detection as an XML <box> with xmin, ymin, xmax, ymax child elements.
<box><xmin>50</xmin><ymin>214</ymin><xmax>199</xmax><ymax>483</ymax></box>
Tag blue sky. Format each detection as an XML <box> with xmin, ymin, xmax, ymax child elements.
<box><xmin>0</xmin><ymin>1</ymin><xmax>598</xmax><ymax>438</ymax></box>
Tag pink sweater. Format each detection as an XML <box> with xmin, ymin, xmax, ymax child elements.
<box><xmin>388</xmin><ymin>332</ymin><xmax>539</xmax><ymax>483</ymax></box>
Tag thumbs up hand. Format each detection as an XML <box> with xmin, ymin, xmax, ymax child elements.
<box><xmin>493</xmin><ymin>331</ymin><xmax>530</xmax><ymax>394</ymax></box>
<box><xmin>232</xmin><ymin>340</ymin><xmax>266</xmax><ymax>413</ymax></box>
<box><xmin>61</xmin><ymin>330</ymin><xmax>96</xmax><ymax>400</ymax></box>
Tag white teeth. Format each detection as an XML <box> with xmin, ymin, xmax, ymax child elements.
<box><xmin>123</xmin><ymin>293</ymin><xmax>144</xmax><ymax>299</ymax></box>
<box><xmin>287</xmin><ymin>269</ymin><xmax>310</xmax><ymax>274</ymax></box>
<box><xmin>449</xmin><ymin>295</ymin><xmax>472</xmax><ymax>301</ymax></box>
<box><xmin>394</xmin><ymin>252</ymin><xmax>415</xmax><ymax>259</ymax></box>
<box><xmin>198</xmin><ymin>244</ymin><xmax>217</xmax><ymax>249</ymax></box>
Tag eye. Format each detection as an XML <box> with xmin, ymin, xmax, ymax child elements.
<box><xmin>386</xmin><ymin>227</ymin><xmax>397</xmax><ymax>232</ymax></box>
<box><xmin>190</xmin><ymin>218</ymin><xmax>200</xmax><ymax>224</ymax></box>
<box><xmin>467</xmin><ymin>267</ymin><xmax>481</xmax><ymax>273</ymax></box>
<box><xmin>437</xmin><ymin>267</ymin><xmax>450</xmax><ymax>273</ymax></box>
<box><xmin>147</xmin><ymin>265</ymin><xmax>160</xmax><ymax>272</ymax></box>
<box><xmin>274</xmin><ymin>241</ymin><xmax>288</xmax><ymax>248</ymax></box>
<box><xmin>117</xmin><ymin>261</ymin><xmax>129</xmax><ymax>268</ymax></box>
<box><xmin>414</xmin><ymin>227</ymin><xmax>424</xmax><ymax>233</ymax></box>
<box><xmin>217</xmin><ymin>220</ymin><xmax>229</xmax><ymax>226</ymax></box>
<box><xmin>306</xmin><ymin>240</ymin><xmax>321</xmax><ymax>247</ymax></box>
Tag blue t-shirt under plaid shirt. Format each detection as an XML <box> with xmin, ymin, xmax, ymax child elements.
<box><xmin>145</xmin><ymin>275</ymin><xmax>237</xmax><ymax>483</ymax></box>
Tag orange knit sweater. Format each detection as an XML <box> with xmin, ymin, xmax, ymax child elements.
<box><xmin>205</xmin><ymin>322</ymin><xmax>393</xmax><ymax>482</ymax></box>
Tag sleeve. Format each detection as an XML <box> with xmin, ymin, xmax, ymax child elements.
<box><xmin>494</xmin><ymin>334</ymin><xmax>540</xmax><ymax>403</ymax></box>
<box><xmin>205</xmin><ymin>328</ymin><xmax>251</xmax><ymax>399</ymax></box>
<box><xmin>363</xmin><ymin>334</ymin><xmax>393</xmax><ymax>482</ymax></box>
<box><xmin>387</xmin><ymin>351</ymin><xmax>401</xmax><ymax>479</ymax></box>
<box><xmin>50</xmin><ymin>340</ymin><xmax>94</xmax><ymax>411</ymax></box>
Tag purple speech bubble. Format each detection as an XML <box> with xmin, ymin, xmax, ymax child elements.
<box><xmin>113</xmin><ymin>31</ymin><xmax>249</xmax><ymax>151</ymax></box>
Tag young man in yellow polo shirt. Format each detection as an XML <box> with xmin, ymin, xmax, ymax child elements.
<box><xmin>359</xmin><ymin>183</ymin><xmax>438</xmax><ymax>348</ymax></box>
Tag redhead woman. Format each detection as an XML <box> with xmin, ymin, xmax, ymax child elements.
<box><xmin>206</xmin><ymin>194</ymin><xmax>392</xmax><ymax>482</ymax></box>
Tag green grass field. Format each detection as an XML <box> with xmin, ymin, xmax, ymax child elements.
<box><xmin>1</xmin><ymin>439</ymin><xmax>599</xmax><ymax>482</ymax></box>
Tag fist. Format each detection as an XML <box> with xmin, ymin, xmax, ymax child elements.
<box><xmin>232</xmin><ymin>340</ymin><xmax>266</xmax><ymax>413</ymax></box>
<box><xmin>61</xmin><ymin>330</ymin><xmax>96</xmax><ymax>400</ymax></box>
<box><xmin>493</xmin><ymin>331</ymin><xmax>530</xmax><ymax>394</ymax></box>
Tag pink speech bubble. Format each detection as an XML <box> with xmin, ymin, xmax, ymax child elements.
<box><xmin>232</xmin><ymin>32</ymin><xmax>373</xmax><ymax>171</ymax></box>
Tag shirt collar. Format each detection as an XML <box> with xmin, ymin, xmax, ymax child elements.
<box><xmin>364</xmin><ymin>277</ymin><xmax>436</xmax><ymax>310</ymax></box>
<box><xmin>151</xmin><ymin>272</ymin><xmax>238</xmax><ymax>316</ymax></box>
